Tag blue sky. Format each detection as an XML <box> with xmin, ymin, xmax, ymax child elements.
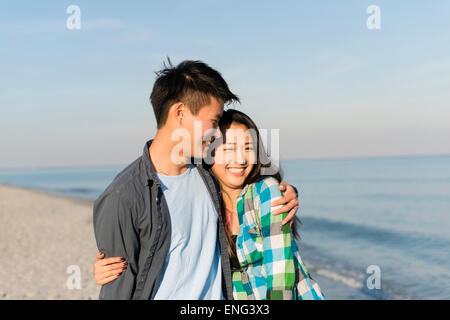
<box><xmin>1</xmin><ymin>1</ymin><xmax>449</xmax><ymax>168</ymax></box>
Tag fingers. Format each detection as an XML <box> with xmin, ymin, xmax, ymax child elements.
<box><xmin>272</xmin><ymin>196</ymin><xmax>299</xmax><ymax>215</ymax></box>
<box><xmin>270</xmin><ymin>197</ymin><xmax>285</xmax><ymax>208</ymax></box>
<box><xmin>97</xmin><ymin>273</ymin><xmax>122</xmax><ymax>286</ymax></box>
<box><xmin>272</xmin><ymin>198</ymin><xmax>297</xmax><ymax>215</ymax></box>
<box><xmin>96</xmin><ymin>263</ymin><xmax>127</xmax><ymax>281</ymax></box>
<box><xmin>278</xmin><ymin>181</ymin><xmax>288</xmax><ymax>192</ymax></box>
<box><xmin>94</xmin><ymin>262</ymin><xmax>128</xmax><ymax>284</ymax></box>
<box><xmin>95</xmin><ymin>261</ymin><xmax>127</xmax><ymax>275</ymax></box>
<box><xmin>282</xmin><ymin>207</ymin><xmax>298</xmax><ymax>226</ymax></box>
<box><xmin>96</xmin><ymin>257</ymin><xmax>125</xmax><ymax>267</ymax></box>
<box><xmin>95</xmin><ymin>252</ymin><xmax>125</xmax><ymax>266</ymax></box>
<box><xmin>272</xmin><ymin>183</ymin><xmax>297</xmax><ymax>212</ymax></box>
<box><xmin>93</xmin><ymin>252</ymin><xmax>127</xmax><ymax>285</ymax></box>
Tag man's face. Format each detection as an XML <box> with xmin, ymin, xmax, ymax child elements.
<box><xmin>179</xmin><ymin>96</ymin><xmax>223</xmax><ymax>161</ymax></box>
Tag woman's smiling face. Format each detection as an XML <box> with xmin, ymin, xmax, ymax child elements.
<box><xmin>211</xmin><ymin>122</ymin><xmax>257</xmax><ymax>191</ymax></box>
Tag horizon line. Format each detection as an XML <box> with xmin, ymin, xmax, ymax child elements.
<box><xmin>0</xmin><ymin>151</ymin><xmax>449</xmax><ymax>171</ymax></box>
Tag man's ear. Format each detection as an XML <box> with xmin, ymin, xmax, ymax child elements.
<box><xmin>170</xmin><ymin>102</ymin><xmax>185</xmax><ymax>125</ymax></box>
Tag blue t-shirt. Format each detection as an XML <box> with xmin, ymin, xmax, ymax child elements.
<box><xmin>152</xmin><ymin>164</ymin><xmax>224</xmax><ymax>300</ymax></box>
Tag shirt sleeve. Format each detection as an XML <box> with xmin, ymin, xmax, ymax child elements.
<box><xmin>255</xmin><ymin>177</ymin><xmax>296</xmax><ymax>300</ymax></box>
<box><xmin>93</xmin><ymin>190</ymin><xmax>140</xmax><ymax>299</ymax></box>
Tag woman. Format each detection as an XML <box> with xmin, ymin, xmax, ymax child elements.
<box><xmin>94</xmin><ymin>109</ymin><xmax>324</xmax><ymax>300</ymax></box>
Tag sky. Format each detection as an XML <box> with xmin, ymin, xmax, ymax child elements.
<box><xmin>1</xmin><ymin>0</ymin><xmax>450</xmax><ymax>168</ymax></box>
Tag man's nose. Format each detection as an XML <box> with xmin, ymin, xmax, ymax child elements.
<box><xmin>213</xmin><ymin>127</ymin><xmax>222</xmax><ymax>139</ymax></box>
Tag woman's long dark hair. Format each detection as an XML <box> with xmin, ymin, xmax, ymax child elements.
<box><xmin>212</xmin><ymin>109</ymin><xmax>299</xmax><ymax>259</ymax></box>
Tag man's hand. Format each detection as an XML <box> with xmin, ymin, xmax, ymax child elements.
<box><xmin>272</xmin><ymin>181</ymin><xmax>299</xmax><ymax>226</ymax></box>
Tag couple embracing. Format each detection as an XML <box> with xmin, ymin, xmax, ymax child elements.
<box><xmin>92</xmin><ymin>59</ymin><xmax>324</xmax><ymax>300</ymax></box>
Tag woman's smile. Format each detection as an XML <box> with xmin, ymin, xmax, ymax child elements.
<box><xmin>227</xmin><ymin>166</ymin><xmax>247</xmax><ymax>177</ymax></box>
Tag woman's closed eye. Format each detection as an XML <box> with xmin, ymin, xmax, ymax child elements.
<box><xmin>223</xmin><ymin>145</ymin><xmax>236</xmax><ymax>151</ymax></box>
<box><xmin>223</xmin><ymin>146</ymin><xmax>254</xmax><ymax>151</ymax></box>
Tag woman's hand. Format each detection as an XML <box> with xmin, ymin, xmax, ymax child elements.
<box><xmin>272</xmin><ymin>181</ymin><xmax>300</xmax><ymax>226</ymax></box>
<box><xmin>93</xmin><ymin>252</ymin><xmax>127</xmax><ymax>285</ymax></box>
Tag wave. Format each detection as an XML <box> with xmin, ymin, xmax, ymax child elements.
<box><xmin>297</xmin><ymin>177</ymin><xmax>450</xmax><ymax>184</ymax></box>
<box><xmin>299</xmin><ymin>243</ymin><xmax>423</xmax><ymax>300</ymax></box>
<box><xmin>357</xmin><ymin>192</ymin><xmax>450</xmax><ymax>202</ymax></box>
<box><xmin>313</xmin><ymin>267</ymin><xmax>364</xmax><ymax>290</ymax></box>
<box><xmin>51</xmin><ymin>187</ymin><xmax>100</xmax><ymax>199</ymax></box>
<box><xmin>300</xmin><ymin>216</ymin><xmax>450</xmax><ymax>252</ymax></box>
<box><xmin>56</xmin><ymin>187</ymin><xmax>98</xmax><ymax>194</ymax></box>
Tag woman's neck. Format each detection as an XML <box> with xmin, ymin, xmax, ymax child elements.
<box><xmin>221</xmin><ymin>186</ymin><xmax>242</xmax><ymax>213</ymax></box>
<box><xmin>221</xmin><ymin>186</ymin><xmax>242</xmax><ymax>236</ymax></box>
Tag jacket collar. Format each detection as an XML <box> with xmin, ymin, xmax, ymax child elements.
<box><xmin>141</xmin><ymin>139</ymin><xmax>160</xmax><ymax>186</ymax></box>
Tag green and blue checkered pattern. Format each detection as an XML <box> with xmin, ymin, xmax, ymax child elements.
<box><xmin>233</xmin><ymin>176</ymin><xmax>325</xmax><ymax>300</ymax></box>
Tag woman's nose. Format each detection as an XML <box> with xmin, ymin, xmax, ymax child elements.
<box><xmin>236</xmin><ymin>148</ymin><xmax>246</xmax><ymax>164</ymax></box>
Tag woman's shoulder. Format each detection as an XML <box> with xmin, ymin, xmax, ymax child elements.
<box><xmin>252</xmin><ymin>176</ymin><xmax>282</xmax><ymax>202</ymax></box>
<box><xmin>250</xmin><ymin>176</ymin><xmax>284</xmax><ymax>221</ymax></box>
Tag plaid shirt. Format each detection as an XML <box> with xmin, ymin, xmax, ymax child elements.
<box><xmin>233</xmin><ymin>176</ymin><xmax>325</xmax><ymax>300</ymax></box>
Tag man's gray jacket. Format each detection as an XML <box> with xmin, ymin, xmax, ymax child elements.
<box><xmin>93</xmin><ymin>139</ymin><xmax>233</xmax><ymax>300</ymax></box>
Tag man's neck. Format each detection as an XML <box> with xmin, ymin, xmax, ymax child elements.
<box><xmin>149</xmin><ymin>128</ymin><xmax>190</xmax><ymax>176</ymax></box>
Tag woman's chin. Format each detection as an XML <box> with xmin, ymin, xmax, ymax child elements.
<box><xmin>225</xmin><ymin>173</ymin><xmax>247</xmax><ymax>188</ymax></box>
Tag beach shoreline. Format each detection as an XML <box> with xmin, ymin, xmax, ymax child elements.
<box><xmin>0</xmin><ymin>182</ymin><xmax>95</xmax><ymax>206</ymax></box>
<box><xmin>0</xmin><ymin>184</ymin><xmax>100</xmax><ymax>299</ymax></box>
<box><xmin>0</xmin><ymin>183</ymin><xmax>380</xmax><ymax>300</ymax></box>
<box><xmin>0</xmin><ymin>183</ymin><xmax>374</xmax><ymax>300</ymax></box>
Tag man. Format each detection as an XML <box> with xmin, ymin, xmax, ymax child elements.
<box><xmin>93</xmin><ymin>59</ymin><xmax>299</xmax><ymax>300</ymax></box>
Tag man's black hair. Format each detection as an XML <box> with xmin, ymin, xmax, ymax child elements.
<box><xmin>150</xmin><ymin>58</ymin><xmax>240</xmax><ymax>128</ymax></box>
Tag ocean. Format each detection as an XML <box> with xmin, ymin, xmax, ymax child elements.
<box><xmin>1</xmin><ymin>154</ymin><xmax>449</xmax><ymax>300</ymax></box>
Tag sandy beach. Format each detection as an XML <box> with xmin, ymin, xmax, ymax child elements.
<box><xmin>0</xmin><ymin>184</ymin><xmax>101</xmax><ymax>299</ymax></box>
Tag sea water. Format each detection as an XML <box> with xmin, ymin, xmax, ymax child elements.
<box><xmin>283</xmin><ymin>155</ymin><xmax>450</xmax><ymax>300</ymax></box>
<box><xmin>1</xmin><ymin>154</ymin><xmax>449</xmax><ymax>299</ymax></box>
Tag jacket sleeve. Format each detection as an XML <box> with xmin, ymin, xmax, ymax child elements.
<box><xmin>93</xmin><ymin>189</ymin><xmax>140</xmax><ymax>300</ymax></box>
<box><xmin>255</xmin><ymin>177</ymin><xmax>296</xmax><ymax>300</ymax></box>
